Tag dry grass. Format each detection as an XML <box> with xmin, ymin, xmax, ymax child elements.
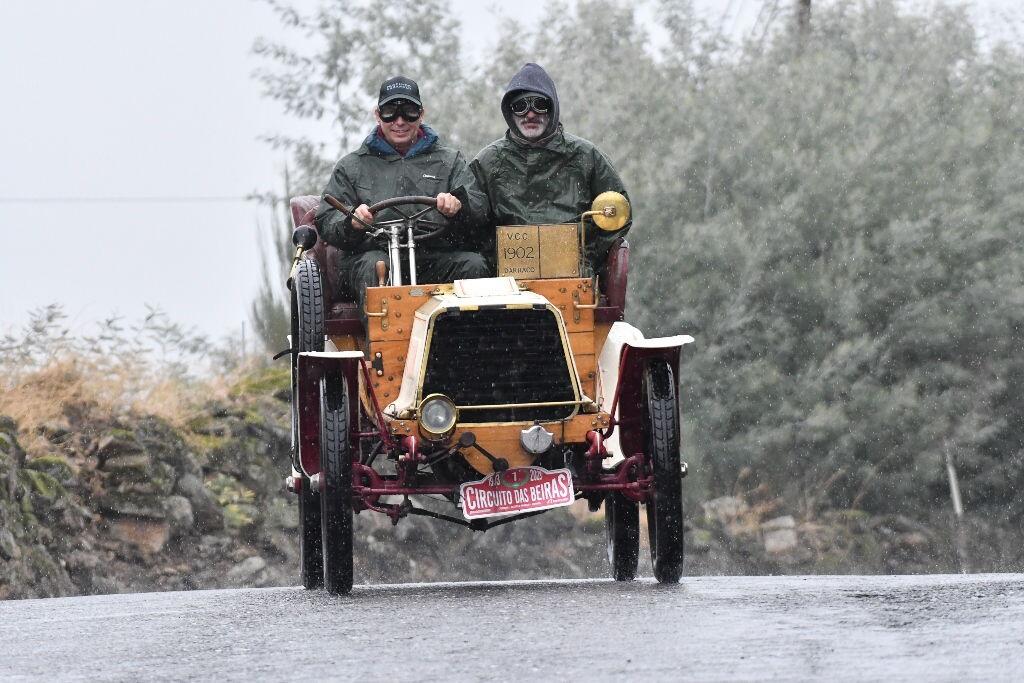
<box><xmin>0</xmin><ymin>305</ymin><xmax>254</xmax><ymax>453</ymax></box>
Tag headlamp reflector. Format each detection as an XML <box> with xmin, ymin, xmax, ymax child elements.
<box><xmin>418</xmin><ymin>394</ymin><xmax>458</xmax><ymax>441</ymax></box>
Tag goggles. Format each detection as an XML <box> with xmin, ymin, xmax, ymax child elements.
<box><xmin>510</xmin><ymin>95</ymin><xmax>552</xmax><ymax>116</ymax></box>
<box><xmin>379</xmin><ymin>100</ymin><xmax>422</xmax><ymax>123</ymax></box>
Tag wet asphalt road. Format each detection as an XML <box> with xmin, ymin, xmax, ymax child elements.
<box><xmin>1</xmin><ymin>574</ymin><xmax>1022</xmax><ymax>681</ymax></box>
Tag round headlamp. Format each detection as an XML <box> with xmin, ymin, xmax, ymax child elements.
<box><xmin>417</xmin><ymin>394</ymin><xmax>458</xmax><ymax>441</ymax></box>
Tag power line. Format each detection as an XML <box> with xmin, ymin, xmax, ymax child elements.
<box><xmin>0</xmin><ymin>196</ymin><xmax>258</xmax><ymax>204</ymax></box>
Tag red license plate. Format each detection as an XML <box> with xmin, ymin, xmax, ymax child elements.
<box><xmin>460</xmin><ymin>466</ymin><xmax>575</xmax><ymax>520</ymax></box>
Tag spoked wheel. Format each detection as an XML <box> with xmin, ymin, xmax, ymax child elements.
<box><xmin>320</xmin><ymin>375</ymin><xmax>354</xmax><ymax>596</ymax></box>
<box><xmin>644</xmin><ymin>361</ymin><xmax>685</xmax><ymax>584</ymax></box>
<box><xmin>605</xmin><ymin>492</ymin><xmax>640</xmax><ymax>581</ymax></box>
<box><xmin>291</xmin><ymin>258</ymin><xmax>324</xmax><ymax>589</ymax></box>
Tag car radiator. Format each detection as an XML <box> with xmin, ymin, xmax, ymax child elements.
<box><xmin>421</xmin><ymin>307</ymin><xmax>577</xmax><ymax>423</ymax></box>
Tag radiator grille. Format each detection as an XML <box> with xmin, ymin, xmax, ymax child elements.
<box><xmin>421</xmin><ymin>307</ymin><xmax>577</xmax><ymax>423</ymax></box>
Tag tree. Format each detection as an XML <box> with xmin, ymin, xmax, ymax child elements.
<box><xmin>254</xmin><ymin>0</ymin><xmax>1024</xmax><ymax>524</ymax></box>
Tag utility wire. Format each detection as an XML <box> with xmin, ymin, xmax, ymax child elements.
<box><xmin>0</xmin><ymin>196</ymin><xmax>257</xmax><ymax>204</ymax></box>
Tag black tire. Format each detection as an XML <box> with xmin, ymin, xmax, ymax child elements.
<box><xmin>605</xmin><ymin>492</ymin><xmax>640</xmax><ymax>581</ymax></box>
<box><xmin>290</xmin><ymin>259</ymin><xmax>325</xmax><ymax>465</ymax></box>
<box><xmin>298</xmin><ymin>475</ymin><xmax>323</xmax><ymax>589</ymax></box>
<box><xmin>644</xmin><ymin>361</ymin><xmax>685</xmax><ymax>584</ymax></box>
<box><xmin>320</xmin><ymin>377</ymin><xmax>354</xmax><ymax>595</ymax></box>
<box><xmin>290</xmin><ymin>259</ymin><xmax>325</xmax><ymax>589</ymax></box>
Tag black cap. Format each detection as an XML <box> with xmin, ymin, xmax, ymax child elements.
<box><xmin>378</xmin><ymin>76</ymin><xmax>421</xmax><ymax>107</ymax></box>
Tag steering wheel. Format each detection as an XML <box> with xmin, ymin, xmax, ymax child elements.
<box><xmin>331</xmin><ymin>194</ymin><xmax>448</xmax><ymax>242</ymax></box>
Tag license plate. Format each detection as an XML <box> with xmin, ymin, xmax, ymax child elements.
<box><xmin>460</xmin><ymin>466</ymin><xmax>575</xmax><ymax>520</ymax></box>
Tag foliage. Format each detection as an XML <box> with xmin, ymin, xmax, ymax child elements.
<box><xmin>250</xmin><ymin>176</ymin><xmax>295</xmax><ymax>354</ymax></box>
<box><xmin>255</xmin><ymin>0</ymin><xmax>1024</xmax><ymax>522</ymax></box>
<box><xmin>0</xmin><ymin>305</ymin><xmax>248</xmax><ymax>444</ymax></box>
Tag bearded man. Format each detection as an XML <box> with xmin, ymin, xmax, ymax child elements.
<box><xmin>469</xmin><ymin>63</ymin><xmax>631</xmax><ymax>274</ymax></box>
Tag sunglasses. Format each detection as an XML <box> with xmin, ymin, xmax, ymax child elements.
<box><xmin>379</xmin><ymin>101</ymin><xmax>422</xmax><ymax>123</ymax></box>
<box><xmin>510</xmin><ymin>95</ymin><xmax>551</xmax><ymax>116</ymax></box>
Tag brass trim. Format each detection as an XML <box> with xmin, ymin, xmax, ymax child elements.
<box><xmin>457</xmin><ymin>399</ymin><xmax>588</xmax><ymax>411</ymax></box>
<box><xmin>417</xmin><ymin>393</ymin><xmax>459</xmax><ymax>441</ymax></box>
<box><xmin>416</xmin><ymin>301</ymin><xmax>583</xmax><ymax>417</ymax></box>
<box><xmin>365</xmin><ymin>297</ymin><xmax>389</xmax><ymax>331</ymax></box>
<box><xmin>287</xmin><ymin>246</ymin><xmax>305</xmax><ymax>281</ymax></box>
<box><xmin>571</xmin><ymin>289</ymin><xmax>597</xmax><ymax>324</ymax></box>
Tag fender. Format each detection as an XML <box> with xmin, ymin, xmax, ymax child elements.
<box><xmin>597</xmin><ymin>322</ymin><xmax>694</xmax><ymax>463</ymax></box>
<box><xmin>296</xmin><ymin>351</ymin><xmax>363</xmax><ymax>476</ymax></box>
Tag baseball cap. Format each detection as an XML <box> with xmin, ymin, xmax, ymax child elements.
<box><xmin>378</xmin><ymin>76</ymin><xmax>422</xmax><ymax>107</ymax></box>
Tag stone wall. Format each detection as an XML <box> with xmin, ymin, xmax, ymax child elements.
<box><xmin>2</xmin><ymin>366</ymin><xmax>1018</xmax><ymax>600</ymax></box>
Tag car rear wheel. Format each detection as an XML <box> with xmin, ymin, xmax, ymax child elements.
<box><xmin>605</xmin><ymin>492</ymin><xmax>639</xmax><ymax>581</ymax></box>
<box><xmin>320</xmin><ymin>376</ymin><xmax>354</xmax><ymax>595</ymax></box>
<box><xmin>644</xmin><ymin>361</ymin><xmax>685</xmax><ymax>584</ymax></box>
<box><xmin>291</xmin><ymin>259</ymin><xmax>325</xmax><ymax>589</ymax></box>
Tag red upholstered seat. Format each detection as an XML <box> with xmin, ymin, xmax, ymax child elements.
<box><xmin>289</xmin><ymin>196</ymin><xmax>362</xmax><ymax>335</ymax></box>
<box><xmin>596</xmin><ymin>239</ymin><xmax>629</xmax><ymax>322</ymax></box>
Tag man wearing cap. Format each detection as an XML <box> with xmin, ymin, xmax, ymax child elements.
<box><xmin>316</xmin><ymin>76</ymin><xmax>489</xmax><ymax>311</ymax></box>
<box><xmin>469</xmin><ymin>63</ymin><xmax>631</xmax><ymax>275</ymax></box>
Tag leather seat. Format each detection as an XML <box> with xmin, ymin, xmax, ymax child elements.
<box><xmin>290</xmin><ymin>196</ymin><xmax>362</xmax><ymax>334</ymax></box>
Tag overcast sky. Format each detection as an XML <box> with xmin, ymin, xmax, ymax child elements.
<box><xmin>0</xmin><ymin>0</ymin><xmax>1019</xmax><ymax>347</ymax></box>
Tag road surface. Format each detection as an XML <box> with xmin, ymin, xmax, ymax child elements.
<box><xmin>2</xmin><ymin>574</ymin><xmax>1022</xmax><ymax>681</ymax></box>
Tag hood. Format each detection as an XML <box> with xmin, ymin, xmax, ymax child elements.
<box><xmin>501</xmin><ymin>63</ymin><xmax>561</xmax><ymax>146</ymax></box>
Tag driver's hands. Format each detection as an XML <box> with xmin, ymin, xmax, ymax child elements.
<box><xmin>353</xmin><ymin>204</ymin><xmax>374</xmax><ymax>229</ymax></box>
<box><xmin>436</xmin><ymin>192</ymin><xmax>462</xmax><ymax>218</ymax></box>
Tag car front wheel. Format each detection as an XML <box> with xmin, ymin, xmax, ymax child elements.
<box><xmin>644</xmin><ymin>361</ymin><xmax>685</xmax><ymax>584</ymax></box>
<box><xmin>320</xmin><ymin>375</ymin><xmax>353</xmax><ymax>595</ymax></box>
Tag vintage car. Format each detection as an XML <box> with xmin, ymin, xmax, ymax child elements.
<box><xmin>284</xmin><ymin>192</ymin><xmax>692</xmax><ymax>594</ymax></box>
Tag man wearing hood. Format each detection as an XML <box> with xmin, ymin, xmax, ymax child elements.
<box><xmin>316</xmin><ymin>76</ymin><xmax>489</xmax><ymax>311</ymax></box>
<box><xmin>469</xmin><ymin>63</ymin><xmax>631</xmax><ymax>274</ymax></box>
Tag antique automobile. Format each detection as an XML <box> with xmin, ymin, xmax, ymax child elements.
<box><xmin>284</xmin><ymin>191</ymin><xmax>692</xmax><ymax>594</ymax></box>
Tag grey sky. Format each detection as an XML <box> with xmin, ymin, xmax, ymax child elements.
<box><xmin>1</xmin><ymin>0</ymin><xmax>1019</xmax><ymax>345</ymax></box>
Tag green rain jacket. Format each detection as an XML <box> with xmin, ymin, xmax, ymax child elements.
<box><xmin>469</xmin><ymin>63</ymin><xmax>631</xmax><ymax>271</ymax></box>
<box><xmin>315</xmin><ymin>126</ymin><xmax>483</xmax><ymax>254</ymax></box>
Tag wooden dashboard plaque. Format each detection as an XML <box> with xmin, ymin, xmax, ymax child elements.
<box><xmin>496</xmin><ymin>224</ymin><xmax>580</xmax><ymax>280</ymax></box>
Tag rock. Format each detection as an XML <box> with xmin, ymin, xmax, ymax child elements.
<box><xmin>95</xmin><ymin>433</ymin><xmax>142</xmax><ymax>462</ymax></box>
<box><xmin>897</xmin><ymin>532</ymin><xmax>930</xmax><ymax>549</ymax></box>
<box><xmin>264</xmin><ymin>498</ymin><xmax>298</xmax><ymax>532</ymax></box>
<box><xmin>164</xmin><ymin>495</ymin><xmax>195</xmax><ymax>536</ymax></box>
<box><xmin>102</xmin><ymin>454</ymin><xmax>153</xmax><ymax>473</ymax></box>
<box><xmin>175</xmin><ymin>474</ymin><xmax>225</xmax><ymax>532</ymax></box>
<box><xmin>38</xmin><ymin>419</ymin><xmax>72</xmax><ymax>444</ymax></box>
<box><xmin>64</xmin><ymin>549</ymin><xmax>101</xmax><ymax>592</ymax></box>
<box><xmin>97</xmin><ymin>493</ymin><xmax>167</xmax><ymax>519</ymax></box>
<box><xmin>763</xmin><ymin>529</ymin><xmax>799</xmax><ymax>555</ymax></box>
<box><xmin>160</xmin><ymin>449</ymin><xmax>203</xmax><ymax>480</ymax></box>
<box><xmin>198</xmin><ymin>534</ymin><xmax>231</xmax><ymax>556</ymax></box>
<box><xmin>0</xmin><ymin>528</ymin><xmax>21</xmax><ymax>560</ymax></box>
<box><xmin>0</xmin><ymin>415</ymin><xmax>18</xmax><ymax>434</ymax></box>
<box><xmin>761</xmin><ymin>515</ymin><xmax>796</xmax><ymax>531</ymax></box>
<box><xmin>226</xmin><ymin>556</ymin><xmax>268</xmax><ymax>585</ymax></box>
<box><xmin>686</xmin><ymin>528</ymin><xmax>713</xmax><ymax>554</ymax></box>
<box><xmin>109</xmin><ymin>517</ymin><xmax>171</xmax><ymax>554</ymax></box>
<box><xmin>702</xmin><ymin>496</ymin><xmax>748</xmax><ymax>525</ymax></box>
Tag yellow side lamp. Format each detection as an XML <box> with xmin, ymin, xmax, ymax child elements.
<box><xmin>581</xmin><ymin>191</ymin><xmax>630</xmax><ymax>232</ymax></box>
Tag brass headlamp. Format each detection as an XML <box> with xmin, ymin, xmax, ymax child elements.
<box><xmin>417</xmin><ymin>394</ymin><xmax>458</xmax><ymax>442</ymax></box>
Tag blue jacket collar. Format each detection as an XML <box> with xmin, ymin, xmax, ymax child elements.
<box><xmin>364</xmin><ymin>125</ymin><xmax>438</xmax><ymax>159</ymax></box>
